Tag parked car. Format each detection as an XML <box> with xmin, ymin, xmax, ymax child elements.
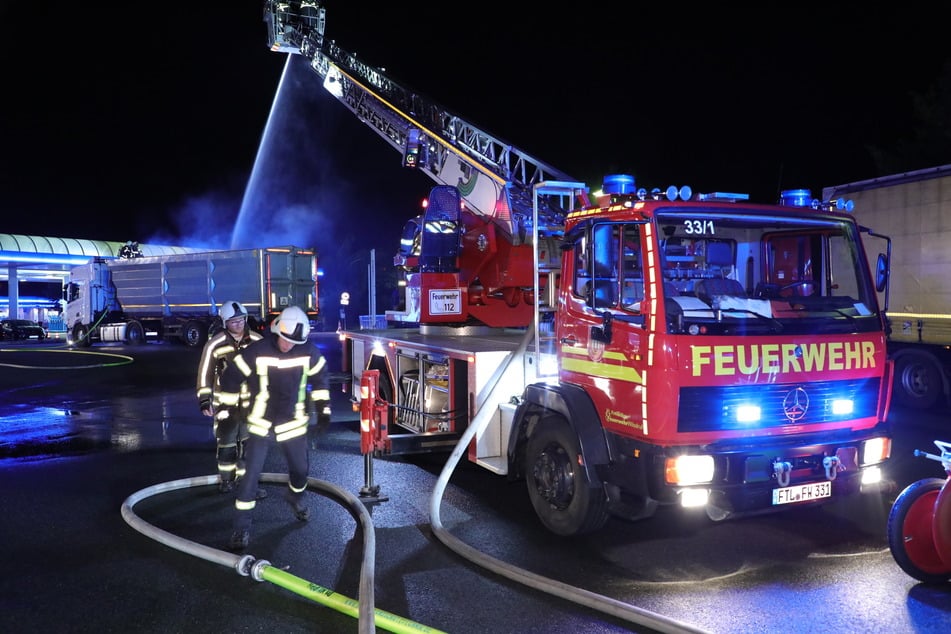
<box><xmin>0</xmin><ymin>319</ymin><xmax>47</xmax><ymax>341</ymax></box>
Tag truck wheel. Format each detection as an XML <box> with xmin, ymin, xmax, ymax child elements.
<box><xmin>126</xmin><ymin>321</ymin><xmax>145</xmax><ymax>345</ymax></box>
<box><xmin>894</xmin><ymin>354</ymin><xmax>943</xmax><ymax>410</ymax></box>
<box><xmin>182</xmin><ymin>320</ymin><xmax>207</xmax><ymax>347</ymax></box>
<box><xmin>525</xmin><ymin>418</ymin><xmax>610</xmax><ymax>536</ymax></box>
<box><xmin>72</xmin><ymin>324</ymin><xmax>91</xmax><ymax>348</ymax></box>
<box><xmin>887</xmin><ymin>477</ymin><xmax>951</xmax><ymax>583</ymax></box>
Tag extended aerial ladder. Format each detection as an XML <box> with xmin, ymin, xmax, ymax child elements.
<box><xmin>264</xmin><ymin>1</ymin><xmax>578</xmax><ymax>242</ymax></box>
<box><xmin>263</xmin><ymin>0</ymin><xmax>589</xmax><ymax>462</ymax></box>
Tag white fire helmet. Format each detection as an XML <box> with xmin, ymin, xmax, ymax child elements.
<box><xmin>271</xmin><ymin>306</ymin><xmax>310</xmax><ymax>344</ymax></box>
<box><xmin>219</xmin><ymin>300</ymin><xmax>248</xmax><ymax>322</ymax></box>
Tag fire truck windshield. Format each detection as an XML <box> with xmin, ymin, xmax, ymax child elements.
<box><xmin>653</xmin><ymin>209</ymin><xmax>880</xmax><ymax>336</ymax></box>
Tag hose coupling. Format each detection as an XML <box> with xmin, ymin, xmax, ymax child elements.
<box><xmin>235</xmin><ymin>554</ymin><xmax>255</xmax><ymax>577</ymax></box>
<box><xmin>251</xmin><ymin>558</ymin><xmax>272</xmax><ymax>582</ymax></box>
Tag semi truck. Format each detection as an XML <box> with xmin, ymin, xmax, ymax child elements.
<box><xmin>267</xmin><ymin>1</ymin><xmax>895</xmax><ymax>535</ymax></box>
<box><xmin>65</xmin><ymin>246</ymin><xmax>319</xmax><ymax>347</ymax></box>
<box><xmin>825</xmin><ymin>164</ymin><xmax>951</xmax><ymax>411</ymax></box>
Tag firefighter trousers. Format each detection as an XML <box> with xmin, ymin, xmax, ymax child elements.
<box><xmin>214</xmin><ymin>408</ymin><xmax>250</xmax><ymax>482</ymax></box>
<box><xmin>233</xmin><ymin>433</ymin><xmax>309</xmax><ymax>530</ymax></box>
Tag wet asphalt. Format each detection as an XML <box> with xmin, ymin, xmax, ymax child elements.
<box><xmin>1</xmin><ymin>334</ymin><xmax>951</xmax><ymax>633</ymax></box>
<box><xmin>0</xmin><ymin>335</ymin><xmax>644</xmax><ymax>634</ymax></box>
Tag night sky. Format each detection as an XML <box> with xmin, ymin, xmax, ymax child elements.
<box><xmin>2</xmin><ymin>2</ymin><xmax>949</xmax><ymax>310</ymax></box>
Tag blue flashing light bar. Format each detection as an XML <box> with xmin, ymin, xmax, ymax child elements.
<box><xmin>697</xmin><ymin>192</ymin><xmax>750</xmax><ymax>202</ymax></box>
<box><xmin>603</xmin><ymin>174</ymin><xmax>636</xmax><ymax>195</ymax></box>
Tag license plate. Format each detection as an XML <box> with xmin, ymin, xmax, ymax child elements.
<box><xmin>772</xmin><ymin>481</ymin><xmax>832</xmax><ymax>505</ymax></box>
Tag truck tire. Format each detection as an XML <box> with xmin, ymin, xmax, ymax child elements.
<box><xmin>894</xmin><ymin>353</ymin><xmax>943</xmax><ymax>410</ymax></box>
<box><xmin>126</xmin><ymin>321</ymin><xmax>145</xmax><ymax>345</ymax></box>
<box><xmin>887</xmin><ymin>477</ymin><xmax>951</xmax><ymax>583</ymax></box>
<box><xmin>182</xmin><ymin>320</ymin><xmax>207</xmax><ymax>348</ymax></box>
<box><xmin>525</xmin><ymin>418</ymin><xmax>610</xmax><ymax>536</ymax></box>
<box><xmin>72</xmin><ymin>324</ymin><xmax>91</xmax><ymax>348</ymax></box>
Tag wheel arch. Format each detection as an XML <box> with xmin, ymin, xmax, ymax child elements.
<box><xmin>508</xmin><ymin>382</ymin><xmax>611</xmax><ymax>482</ymax></box>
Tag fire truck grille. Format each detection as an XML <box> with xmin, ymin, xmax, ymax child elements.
<box><xmin>677</xmin><ymin>378</ymin><xmax>881</xmax><ymax>432</ymax></box>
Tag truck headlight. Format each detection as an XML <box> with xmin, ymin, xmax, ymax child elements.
<box><xmin>862</xmin><ymin>437</ymin><xmax>891</xmax><ymax>465</ymax></box>
<box><xmin>665</xmin><ymin>454</ymin><xmax>714</xmax><ymax>485</ymax></box>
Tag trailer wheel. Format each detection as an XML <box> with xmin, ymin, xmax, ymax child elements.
<box><xmin>525</xmin><ymin>418</ymin><xmax>610</xmax><ymax>536</ymax></box>
<box><xmin>126</xmin><ymin>321</ymin><xmax>145</xmax><ymax>346</ymax></box>
<box><xmin>72</xmin><ymin>324</ymin><xmax>91</xmax><ymax>348</ymax></box>
<box><xmin>894</xmin><ymin>353</ymin><xmax>943</xmax><ymax>410</ymax></box>
<box><xmin>182</xmin><ymin>320</ymin><xmax>207</xmax><ymax>348</ymax></box>
<box><xmin>887</xmin><ymin>477</ymin><xmax>951</xmax><ymax>583</ymax></box>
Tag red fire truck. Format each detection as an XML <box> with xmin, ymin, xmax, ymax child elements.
<box><xmin>267</xmin><ymin>1</ymin><xmax>894</xmax><ymax>535</ymax></box>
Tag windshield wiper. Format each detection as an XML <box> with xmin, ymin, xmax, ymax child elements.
<box><xmin>719</xmin><ymin>308</ymin><xmax>784</xmax><ymax>332</ymax></box>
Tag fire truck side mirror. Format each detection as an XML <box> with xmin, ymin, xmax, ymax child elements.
<box><xmin>875</xmin><ymin>253</ymin><xmax>889</xmax><ymax>293</ymax></box>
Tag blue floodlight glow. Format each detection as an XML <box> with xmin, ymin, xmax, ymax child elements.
<box><xmin>0</xmin><ymin>297</ymin><xmax>61</xmax><ymax>308</ymax></box>
<box><xmin>603</xmin><ymin>174</ymin><xmax>635</xmax><ymax>195</ymax></box>
<box><xmin>831</xmin><ymin>399</ymin><xmax>854</xmax><ymax>415</ymax></box>
<box><xmin>0</xmin><ymin>251</ymin><xmax>93</xmax><ymax>266</ymax></box>
<box><xmin>735</xmin><ymin>404</ymin><xmax>762</xmax><ymax>424</ymax></box>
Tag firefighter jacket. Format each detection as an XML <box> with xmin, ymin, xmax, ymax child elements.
<box><xmin>196</xmin><ymin>328</ymin><xmax>263</xmax><ymax>411</ymax></box>
<box><xmin>218</xmin><ymin>334</ymin><xmax>331</xmax><ymax>442</ymax></box>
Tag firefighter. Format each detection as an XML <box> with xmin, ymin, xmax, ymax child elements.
<box><xmin>219</xmin><ymin>305</ymin><xmax>332</xmax><ymax>551</ymax></box>
<box><xmin>196</xmin><ymin>300</ymin><xmax>264</xmax><ymax>495</ymax></box>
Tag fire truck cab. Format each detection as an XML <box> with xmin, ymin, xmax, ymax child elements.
<box><xmin>349</xmin><ymin>178</ymin><xmax>894</xmax><ymax>536</ymax></box>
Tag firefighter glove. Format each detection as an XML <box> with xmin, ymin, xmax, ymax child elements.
<box><xmin>200</xmin><ymin>398</ymin><xmax>214</xmax><ymax>417</ymax></box>
<box><xmin>316</xmin><ymin>402</ymin><xmax>332</xmax><ymax>433</ymax></box>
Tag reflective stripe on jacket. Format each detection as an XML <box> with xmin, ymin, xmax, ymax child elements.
<box><xmin>196</xmin><ymin>328</ymin><xmax>262</xmax><ymax>407</ymax></box>
<box><xmin>220</xmin><ymin>334</ymin><xmax>329</xmax><ymax>442</ymax></box>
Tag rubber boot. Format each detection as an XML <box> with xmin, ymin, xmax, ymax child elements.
<box><xmin>229</xmin><ymin>511</ymin><xmax>252</xmax><ymax>551</ymax></box>
<box><xmin>218</xmin><ymin>472</ymin><xmax>235</xmax><ymax>494</ymax></box>
<box><xmin>284</xmin><ymin>490</ymin><xmax>310</xmax><ymax>521</ymax></box>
